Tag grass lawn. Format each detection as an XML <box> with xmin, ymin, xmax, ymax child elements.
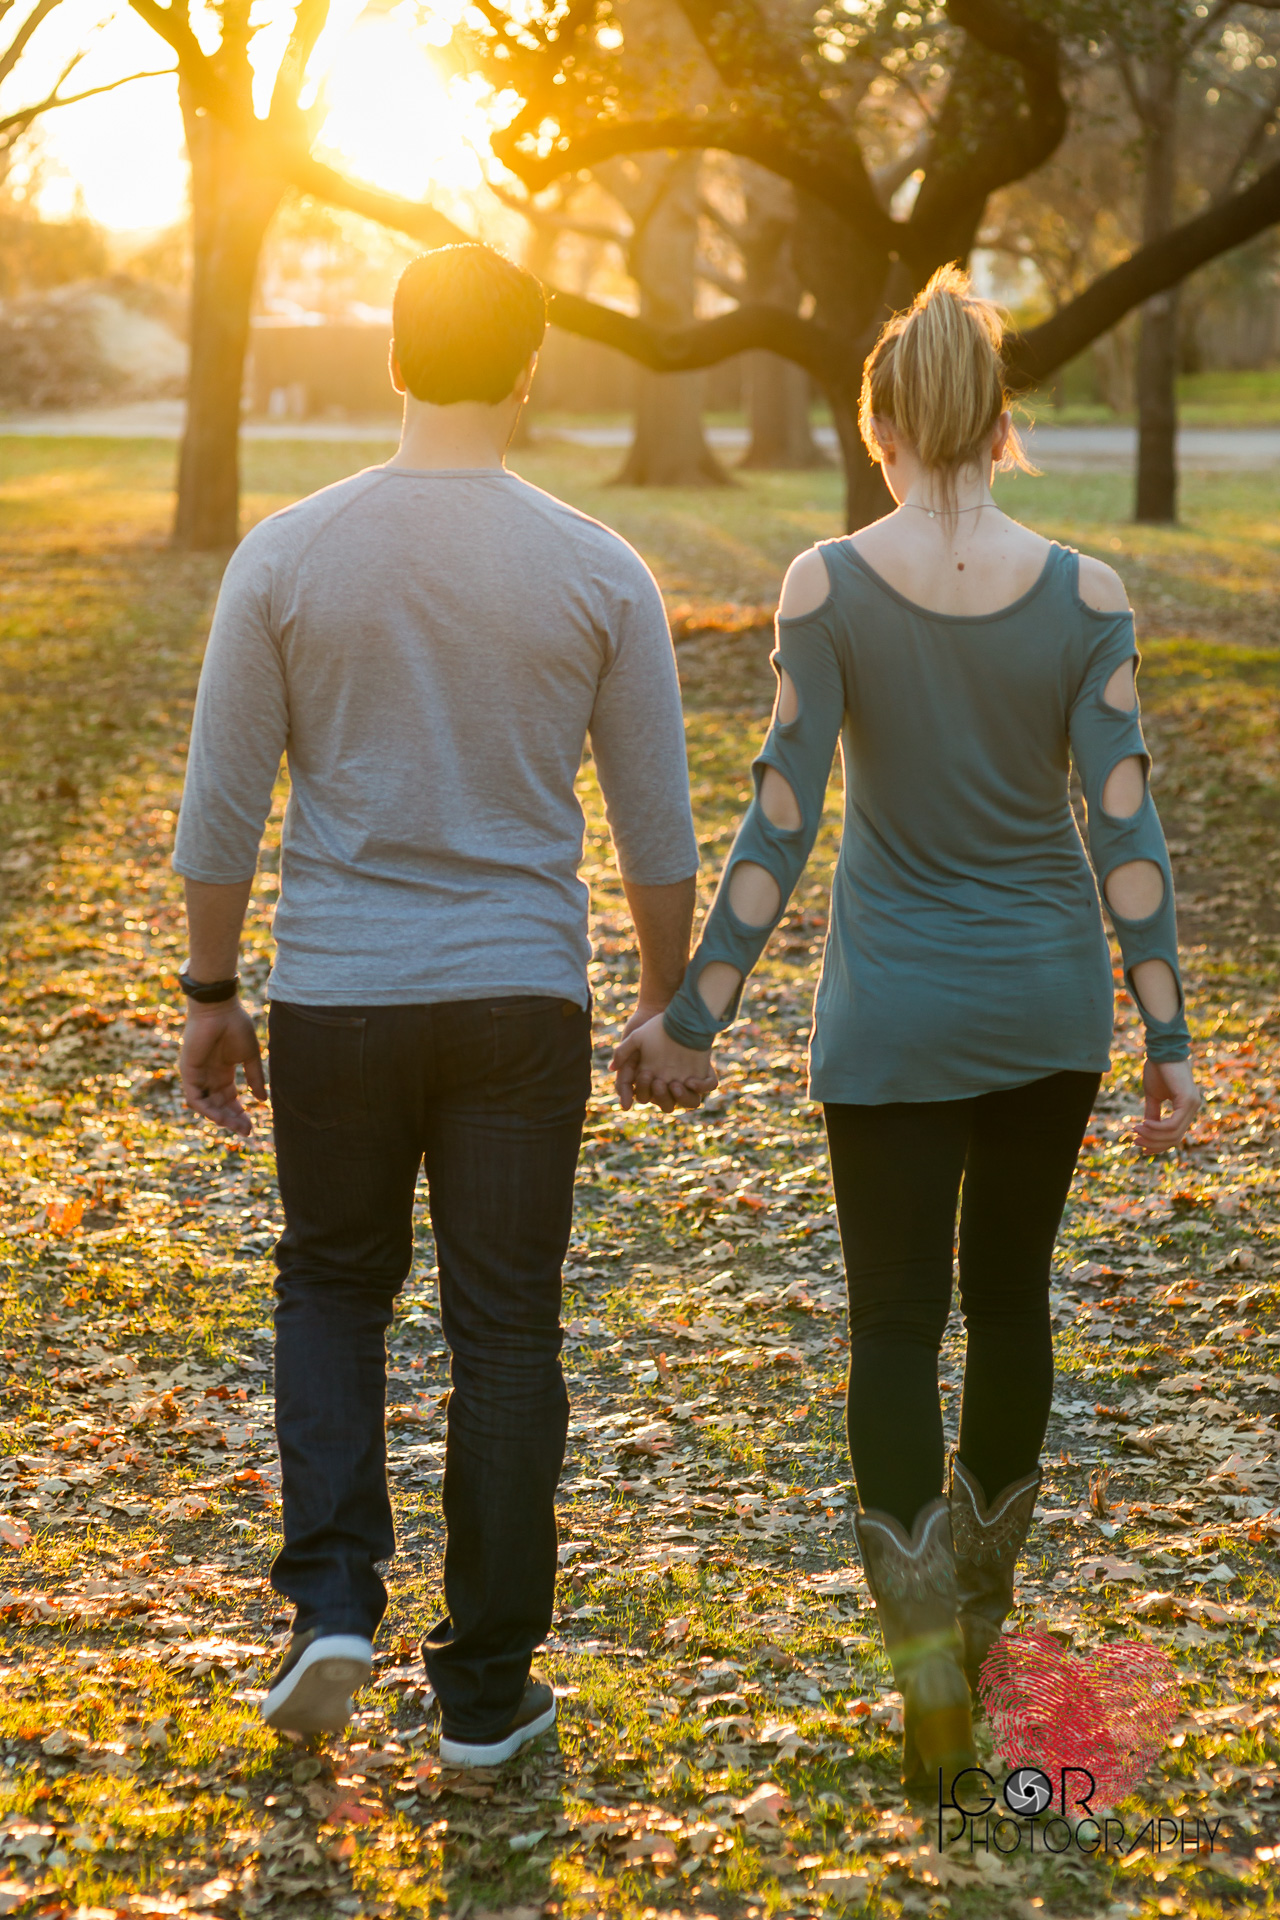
<box><xmin>0</xmin><ymin>438</ymin><xmax>1279</xmax><ymax>1918</ymax></box>
<box><xmin>1017</xmin><ymin>368</ymin><xmax>1280</xmax><ymax>428</ymax></box>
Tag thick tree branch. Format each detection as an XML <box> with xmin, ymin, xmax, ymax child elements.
<box><xmin>128</xmin><ymin>0</ymin><xmax>214</xmax><ymax>81</ymax></box>
<box><xmin>0</xmin><ymin>0</ymin><xmax>59</xmax><ymax>88</ymax></box>
<box><xmin>270</xmin><ymin>0</ymin><xmax>329</xmax><ymax>119</ymax></box>
<box><xmin>908</xmin><ymin>0</ymin><xmax>1067</xmax><ymax>252</ymax></box>
<box><xmin>676</xmin><ymin>0</ymin><xmax>892</xmax><ymax>241</ymax></box>
<box><xmin>497</xmin><ymin>108</ymin><xmax>889</xmax><ymax>243</ymax></box>
<box><xmin>1009</xmin><ymin>154</ymin><xmax>1280</xmax><ymax>385</ymax></box>
<box><xmin>286</xmin><ymin>151</ymin><xmax>472</xmax><ymax>247</ymax></box>
<box><xmin>545</xmin><ymin>289</ymin><xmax>843</xmax><ymax>385</ymax></box>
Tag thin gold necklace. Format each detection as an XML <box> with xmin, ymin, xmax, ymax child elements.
<box><xmin>903</xmin><ymin>503</ymin><xmax>997</xmax><ymax>520</ymax></box>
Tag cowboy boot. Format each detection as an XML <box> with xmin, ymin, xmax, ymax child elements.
<box><xmin>853</xmin><ymin>1496</ymin><xmax>975</xmax><ymax>1797</ymax></box>
<box><xmin>949</xmin><ymin>1454</ymin><xmax>1041</xmax><ymax>1712</ymax></box>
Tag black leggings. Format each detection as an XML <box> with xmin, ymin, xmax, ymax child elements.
<box><xmin>825</xmin><ymin>1070</ymin><xmax>1100</xmax><ymax>1533</ymax></box>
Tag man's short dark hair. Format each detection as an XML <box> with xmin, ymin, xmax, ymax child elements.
<box><xmin>392</xmin><ymin>244</ymin><xmax>547</xmax><ymax>406</ymax></box>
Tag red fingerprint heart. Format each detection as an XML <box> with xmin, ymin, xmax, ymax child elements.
<box><xmin>979</xmin><ymin>1630</ymin><xmax>1180</xmax><ymax>1804</ymax></box>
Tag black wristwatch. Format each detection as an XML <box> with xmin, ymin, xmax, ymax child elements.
<box><xmin>179</xmin><ymin>969</ymin><xmax>240</xmax><ymax>1005</ymax></box>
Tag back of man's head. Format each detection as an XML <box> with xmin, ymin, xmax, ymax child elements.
<box><xmin>392</xmin><ymin>244</ymin><xmax>547</xmax><ymax>406</ymax></box>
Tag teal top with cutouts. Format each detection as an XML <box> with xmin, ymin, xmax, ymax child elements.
<box><xmin>663</xmin><ymin>538</ymin><xmax>1190</xmax><ymax>1104</ymax></box>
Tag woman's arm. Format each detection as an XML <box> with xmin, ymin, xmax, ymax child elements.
<box><xmin>1069</xmin><ymin>558</ymin><xmax>1198</xmax><ymax>1152</ymax></box>
<box><xmin>612</xmin><ymin>550</ymin><xmax>845</xmax><ymax>1109</ymax></box>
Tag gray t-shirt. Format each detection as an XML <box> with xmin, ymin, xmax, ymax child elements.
<box><xmin>173</xmin><ymin>465</ymin><xmax>698</xmax><ymax>1006</ymax></box>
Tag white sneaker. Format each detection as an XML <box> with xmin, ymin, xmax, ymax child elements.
<box><xmin>261</xmin><ymin>1629</ymin><xmax>374</xmax><ymax>1733</ymax></box>
<box><xmin>439</xmin><ymin>1677</ymin><xmax>557</xmax><ymax>1767</ymax></box>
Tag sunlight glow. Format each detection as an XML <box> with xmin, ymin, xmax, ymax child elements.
<box><xmin>310</xmin><ymin>6</ymin><xmax>490</xmax><ymax>199</ymax></box>
<box><xmin>5</xmin><ymin>0</ymin><xmax>500</xmax><ymax>233</ymax></box>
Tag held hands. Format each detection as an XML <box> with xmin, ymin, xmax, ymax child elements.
<box><xmin>612</xmin><ymin>1009</ymin><xmax>717</xmax><ymax>1113</ymax></box>
<box><xmin>1134</xmin><ymin>1057</ymin><xmax>1200</xmax><ymax>1156</ymax></box>
<box><xmin>179</xmin><ymin>999</ymin><xmax>268</xmax><ymax>1138</ymax></box>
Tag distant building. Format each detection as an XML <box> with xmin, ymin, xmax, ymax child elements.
<box><xmin>245</xmin><ymin>313</ymin><xmax>745</xmax><ymax>420</ymax></box>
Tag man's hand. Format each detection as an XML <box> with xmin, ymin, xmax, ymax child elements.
<box><xmin>1134</xmin><ymin>1057</ymin><xmax>1199</xmax><ymax>1156</ymax></box>
<box><xmin>619</xmin><ymin>998</ymin><xmax>672</xmax><ymax>1042</ymax></box>
<box><xmin>612</xmin><ymin>1012</ymin><xmax>716</xmax><ymax>1113</ymax></box>
<box><xmin>180</xmin><ymin>1000</ymin><xmax>268</xmax><ymax>1137</ymax></box>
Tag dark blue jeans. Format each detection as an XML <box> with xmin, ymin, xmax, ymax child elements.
<box><xmin>267</xmin><ymin>994</ymin><xmax>591</xmax><ymax>1740</ymax></box>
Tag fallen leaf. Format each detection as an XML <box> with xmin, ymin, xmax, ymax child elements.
<box><xmin>814</xmin><ymin>1871</ymin><xmax>870</xmax><ymax>1902</ymax></box>
<box><xmin>735</xmin><ymin>1782</ymin><xmax>790</xmax><ymax>1827</ymax></box>
<box><xmin>159</xmin><ymin>1494</ymin><xmax>212</xmax><ymax>1520</ymax></box>
<box><xmin>322</xmin><ymin>1797</ymin><xmax>381</xmax><ymax>1826</ymax></box>
<box><xmin>1078</xmin><ymin>1556</ymin><xmax>1146</xmax><ymax>1583</ymax></box>
<box><xmin>188</xmin><ymin>1880</ymin><xmax>235</xmax><ymax>1909</ymax></box>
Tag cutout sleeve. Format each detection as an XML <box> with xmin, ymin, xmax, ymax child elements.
<box><xmin>662</xmin><ymin>616</ymin><xmax>845</xmax><ymax>1050</ymax></box>
<box><xmin>1068</xmin><ymin>619</ymin><xmax>1191</xmax><ymax>1062</ymax></box>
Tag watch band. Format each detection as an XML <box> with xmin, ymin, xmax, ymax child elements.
<box><xmin>179</xmin><ymin>970</ymin><xmax>240</xmax><ymax>1004</ymax></box>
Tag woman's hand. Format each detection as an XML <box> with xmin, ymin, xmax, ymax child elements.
<box><xmin>1134</xmin><ymin>1057</ymin><xmax>1199</xmax><ymax>1155</ymax></box>
<box><xmin>611</xmin><ymin>1013</ymin><xmax>717</xmax><ymax>1113</ymax></box>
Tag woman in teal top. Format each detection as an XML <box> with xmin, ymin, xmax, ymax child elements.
<box><xmin>614</xmin><ymin>266</ymin><xmax>1199</xmax><ymax>1797</ymax></box>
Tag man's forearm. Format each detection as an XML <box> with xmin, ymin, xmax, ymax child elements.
<box><xmin>622</xmin><ymin>875</ymin><xmax>698</xmax><ymax>1009</ymax></box>
<box><xmin>184</xmin><ymin>877</ymin><xmax>254</xmax><ymax>982</ymax></box>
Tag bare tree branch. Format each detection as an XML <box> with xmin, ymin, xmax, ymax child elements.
<box><xmin>871</xmin><ymin>131</ymin><xmax>933</xmax><ymax>213</ymax></box>
<box><xmin>1010</xmin><ymin>149</ymin><xmax>1280</xmax><ymax>385</ymax></box>
<box><xmin>0</xmin><ymin>63</ymin><xmax>177</xmax><ymax>142</ymax></box>
<box><xmin>1216</xmin><ymin>68</ymin><xmax>1280</xmax><ymax>194</ymax></box>
<box><xmin>695</xmin><ymin>254</ymin><xmax>743</xmax><ymax>300</ymax></box>
<box><xmin>489</xmin><ymin>177</ymin><xmax>630</xmax><ymax>246</ymax></box>
<box><xmin>1184</xmin><ymin>0</ymin><xmax>1237</xmax><ymax>55</ymax></box>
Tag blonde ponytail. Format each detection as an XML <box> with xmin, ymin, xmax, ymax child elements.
<box><xmin>858</xmin><ymin>264</ymin><xmax>1033</xmax><ymax>480</ymax></box>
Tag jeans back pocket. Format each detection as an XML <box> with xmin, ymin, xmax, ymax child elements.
<box><xmin>268</xmin><ymin>1003</ymin><xmax>368</xmax><ymax>1131</ymax></box>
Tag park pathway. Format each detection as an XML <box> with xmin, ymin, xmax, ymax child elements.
<box><xmin>1</xmin><ymin>399</ymin><xmax>1279</xmax><ymax>469</ymax></box>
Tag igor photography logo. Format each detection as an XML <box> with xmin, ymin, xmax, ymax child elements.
<box><xmin>1005</xmin><ymin>1768</ymin><xmax>1054</xmax><ymax>1815</ymax></box>
<box><xmin>938</xmin><ymin>1763</ymin><xmax>1223</xmax><ymax>1859</ymax></box>
<box><xmin>938</xmin><ymin>1631</ymin><xmax>1222</xmax><ymax>1859</ymax></box>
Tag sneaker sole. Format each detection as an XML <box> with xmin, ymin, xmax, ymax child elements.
<box><xmin>439</xmin><ymin>1696</ymin><xmax>557</xmax><ymax>1767</ymax></box>
<box><xmin>261</xmin><ymin>1636</ymin><xmax>373</xmax><ymax>1734</ymax></box>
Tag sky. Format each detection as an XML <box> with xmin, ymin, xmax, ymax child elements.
<box><xmin>4</xmin><ymin>0</ymin><xmax>490</xmax><ymax>233</ymax></box>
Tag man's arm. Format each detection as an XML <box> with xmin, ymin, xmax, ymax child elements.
<box><xmin>172</xmin><ymin>534</ymin><xmax>289</xmax><ymax>1138</ymax></box>
<box><xmin>620</xmin><ymin>875</ymin><xmax>697</xmax><ymax>1034</ymax></box>
<box><xmin>178</xmin><ymin>878</ymin><xmax>267</xmax><ymax>1138</ymax></box>
<box><xmin>616</xmin><ymin>875</ymin><xmax>716</xmax><ymax>1111</ymax></box>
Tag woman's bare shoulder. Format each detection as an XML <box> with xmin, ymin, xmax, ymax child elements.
<box><xmin>779</xmin><ymin>546</ymin><xmax>832</xmax><ymax>619</ymax></box>
<box><xmin>1076</xmin><ymin>553</ymin><xmax>1130</xmax><ymax>613</ymax></box>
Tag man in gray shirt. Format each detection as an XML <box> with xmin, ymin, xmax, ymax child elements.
<box><xmin>174</xmin><ymin>243</ymin><xmax>701</xmax><ymax>1765</ymax></box>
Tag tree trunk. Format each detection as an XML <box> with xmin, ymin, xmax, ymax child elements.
<box><xmin>1134</xmin><ymin>53</ymin><xmax>1180</xmax><ymax>526</ymax></box>
<box><xmin>740</xmin><ymin>353</ymin><xmax>827</xmax><ymax>468</ymax></box>
<box><xmin>175</xmin><ymin>95</ymin><xmax>286</xmax><ymax>550</ymax></box>
<box><xmin>1135</xmin><ymin>286</ymin><xmax>1179</xmax><ymax>523</ymax></box>
<box><xmin>735</xmin><ymin>165</ymin><xmax>826</xmax><ymax>471</ymax></box>
<box><xmin>831</xmin><ymin>390</ymin><xmax>892</xmax><ymax>531</ymax></box>
<box><xmin>614</xmin><ymin>154</ymin><xmax>729</xmax><ymax>488</ymax></box>
<box><xmin>616</xmin><ymin>367</ymin><xmax>728</xmax><ymax>485</ymax></box>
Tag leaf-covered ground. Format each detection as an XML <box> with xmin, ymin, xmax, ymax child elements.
<box><xmin>0</xmin><ymin>441</ymin><xmax>1279</xmax><ymax>1919</ymax></box>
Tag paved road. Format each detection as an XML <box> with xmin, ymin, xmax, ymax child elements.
<box><xmin>0</xmin><ymin>399</ymin><xmax>1278</xmax><ymax>468</ymax></box>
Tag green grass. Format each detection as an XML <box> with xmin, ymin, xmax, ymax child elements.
<box><xmin>0</xmin><ymin>438</ymin><xmax>1279</xmax><ymax>1917</ymax></box>
<box><xmin>1022</xmin><ymin>366</ymin><xmax>1280</xmax><ymax>426</ymax></box>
